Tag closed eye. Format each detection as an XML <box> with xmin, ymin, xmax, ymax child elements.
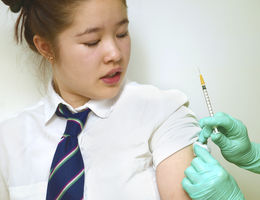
<box><xmin>84</xmin><ymin>40</ymin><xmax>100</xmax><ymax>47</ymax></box>
<box><xmin>117</xmin><ymin>31</ymin><xmax>129</xmax><ymax>38</ymax></box>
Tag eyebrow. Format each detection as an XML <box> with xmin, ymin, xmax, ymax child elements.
<box><xmin>76</xmin><ymin>18</ymin><xmax>129</xmax><ymax>37</ymax></box>
<box><xmin>117</xmin><ymin>18</ymin><xmax>129</xmax><ymax>27</ymax></box>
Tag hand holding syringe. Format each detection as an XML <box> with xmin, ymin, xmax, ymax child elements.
<box><xmin>183</xmin><ymin>69</ymin><xmax>247</xmax><ymax>200</ymax></box>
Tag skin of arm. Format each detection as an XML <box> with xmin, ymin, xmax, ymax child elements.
<box><xmin>156</xmin><ymin>145</ymin><xmax>194</xmax><ymax>200</ymax></box>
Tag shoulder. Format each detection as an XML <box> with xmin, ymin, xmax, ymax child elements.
<box><xmin>120</xmin><ymin>80</ymin><xmax>189</xmax><ymax>112</ymax></box>
<box><xmin>0</xmin><ymin>100</ymin><xmax>45</xmax><ymax>135</ymax></box>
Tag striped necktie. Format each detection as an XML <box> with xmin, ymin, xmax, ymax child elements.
<box><xmin>46</xmin><ymin>103</ymin><xmax>91</xmax><ymax>200</ymax></box>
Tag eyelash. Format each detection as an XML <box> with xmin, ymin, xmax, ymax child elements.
<box><xmin>84</xmin><ymin>31</ymin><xmax>129</xmax><ymax>47</ymax></box>
<box><xmin>117</xmin><ymin>31</ymin><xmax>129</xmax><ymax>38</ymax></box>
<box><xmin>85</xmin><ymin>40</ymin><xmax>100</xmax><ymax>47</ymax></box>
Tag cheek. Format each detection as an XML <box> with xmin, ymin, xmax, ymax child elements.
<box><xmin>55</xmin><ymin>48</ymin><xmax>98</xmax><ymax>83</ymax></box>
<box><xmin>59</xmin><ymin>44</ymin><xmax>100</xmax><ymax>69</ymax></box>
<box><xmin>61</xmin><ymin>44</ymin><xmax>88</xmax><ymax>61</ymax></box>
<box><xmin>120</xmin><ymin>38</ymin><xmax>131</xmax><ymax>60</ymax></box>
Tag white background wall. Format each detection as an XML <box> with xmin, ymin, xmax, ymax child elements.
<box><xmin>1</xmin><ymin>0</ymin><xmax>260</xmax><ymax>199</ymax></box>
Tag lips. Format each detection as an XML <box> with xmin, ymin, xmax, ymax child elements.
<box><xmin>101</xmin><ymin>68</ymin><xmax>123</xmax><ymax>85</ymax></box>
<box><xmin>102</xmin><ymin>68</ymin><xmax>123</xmax><ymax>78</ymax></box>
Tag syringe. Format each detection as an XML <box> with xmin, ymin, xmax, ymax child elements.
<box><xmin>198</xmin><ymin>68</ymin><xmax>219</xmax><ymax>133</ymax></box>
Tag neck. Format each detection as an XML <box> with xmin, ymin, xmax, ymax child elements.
<box><xmin>62</xmin><ymin>94</ymin><xmax>90</xmax><ymax>109</ymax></box>
<box><xmin>53</xmin><ymin>81</ymin><xmax>90</xmax><ymax>109</ymax></box>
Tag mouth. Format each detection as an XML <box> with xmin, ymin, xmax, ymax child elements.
<box><xmin>101</xmin><ymin>68</ymin><xmax>123</xmax><ymax>85</ymax></box>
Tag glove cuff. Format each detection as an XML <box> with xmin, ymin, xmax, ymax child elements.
<box><xmin>237</xmin><ymin>142</ymin><xmax>260</xmax><ymax>174</ymax></box>
<box><xmin>232</xmin><ymin>190</ymin><xmax>246</xmax><ymax>200</ymax></box>
<box><xmin>231</xmin><ymin>189</ymin><xmax>246</xmax><ymax>200</ymax></box>
<box><xmin>225</xmin><ymin>174</ymin><xmax>246</xmax><ymax>200</ymax></box>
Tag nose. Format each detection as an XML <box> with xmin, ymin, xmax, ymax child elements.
<box><xmin>103</xmin><ymin>39</ymin><xmax>122</xmax><ymax>64</ymax></box>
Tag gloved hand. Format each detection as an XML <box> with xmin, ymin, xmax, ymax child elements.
<box><xmin>199</xmin><ymin>112</ymin><xmax>260</xmax><ymax>174</ymax></box>
<box><xmin>182</xmin><ymin>144</ymin><xmax>245</xmax><ymax>200</ymax></box>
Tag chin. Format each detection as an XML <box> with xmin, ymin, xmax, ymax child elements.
<box><xmin>99</xmin><ymin>85</ymin><xmax>121</xmax><ymax>100</ymax></box>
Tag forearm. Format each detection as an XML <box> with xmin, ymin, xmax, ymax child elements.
<box><xmin>237</xmin><ymin>143</ymin><xmax>260</xmax><ymax>174</ymax></box>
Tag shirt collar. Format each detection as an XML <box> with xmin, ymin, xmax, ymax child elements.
<box><xmin>43</xmin><ymin>80</ymin><xmax>125</xmax><ymax>124</ymax></box>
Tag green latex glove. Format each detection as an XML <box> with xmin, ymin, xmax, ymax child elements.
<box><xmin>182</xmin><ymin>144</ymin><xmax>245</xmax><ymax>200</ymax></box>
<box><xmin>199</xmin><ymin>112</ymin><xmax>260</xmax><ymax>173</ymax></box>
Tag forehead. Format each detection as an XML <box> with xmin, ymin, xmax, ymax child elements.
<box><xmin>72</xmin><ymin>0</ymin><xmax>127</xmax><ymax>27</ymax></box>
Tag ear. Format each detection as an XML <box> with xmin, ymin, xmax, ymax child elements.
<box><xmin>33</xmin><ymin>35</ymin><xmax>54</xmax><ymax>61</ymax></box>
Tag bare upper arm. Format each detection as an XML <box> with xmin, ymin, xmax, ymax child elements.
<box><xmin>156</xmin><ymin>145</ymin><xmax>194</xmax><ymax>200</ymax></box>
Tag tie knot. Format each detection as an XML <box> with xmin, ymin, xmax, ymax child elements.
<box><xmin>56</xmin><ymin>104</ymin><xmax>91</xmax><ymax>137</ymax></box>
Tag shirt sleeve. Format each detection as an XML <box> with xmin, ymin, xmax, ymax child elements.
<box><xmin>150</xmin><ymin>105</ymin><xmax>200</xmax><ymax>169</ymax></box>
<box><xmin>0</xmin><ymin>168</ymin><xmax>9</xmax><ymax>200</ymax></box>
<box><xmin>0</xmin><ymin>125</ymin><xmax>10</xmax><ymax>199</ymax></box>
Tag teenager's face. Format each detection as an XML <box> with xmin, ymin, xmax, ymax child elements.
<box><xmin>53</xmin><ymin>0</ymin><xmax>131</xmax><ymax>107</ymax></box>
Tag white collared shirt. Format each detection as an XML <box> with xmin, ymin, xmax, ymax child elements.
<box><xmin>0</xmin><ymin>80</ymin><xmax>200</xmax><ymax>200</ymax></box>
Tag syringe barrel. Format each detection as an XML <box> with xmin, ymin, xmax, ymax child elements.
<box><xmin>202</xmin><ymin>88</ymin><xmax>214</xmax><ymax>117</ymax></box>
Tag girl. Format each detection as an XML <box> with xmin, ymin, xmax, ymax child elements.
<box><xmin>0</xmin><ymin>0</ymin><xmax>199</xmax><ymax>199</ymax></box>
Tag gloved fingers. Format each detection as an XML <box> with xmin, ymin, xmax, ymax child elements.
<box><xmin>182</xmin><ymin>177</ymin><xmax>193</xmax><ymax>194</ymax></box>
<box><xmin>211</xmin><ymin>132</ymin><xmax>231</xmax><ymax>149</ymax></box>
<box><xmin>198</xmin><ymin>126</ymin><xmax>212</xmax><ymax>143</ymax></box>
<box><xmin>182</xmin><ymin>178</ymin><xmax>203</xmax><ymax>199</ymax></box>
<box><xmin>184</xmin><ymin>166</ymin><xmax>200</xmax><ymax>184</ymax></box>
<box><xmin>194</xmin><ymin>144</ymin><xmax>218</xmax><ymax>165</ymax></box>
<box><xmin>228</xmin><ymin>115</ymin><xmax>248</xmax><ymax>135</ymax></box>
<box><xmin>191</xmin><ymin>156</ymin><xmax>207</xmax><ymax>172</ymax></box>
<box><xmin>199</xmin><ymin>116</ymin><xmax>213</xmax><ymax>128</ymax></box>
<box><xmin>199</xmin><ymin>112</ymin><xmax>234</xmax><ymax>132</ymax></box>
